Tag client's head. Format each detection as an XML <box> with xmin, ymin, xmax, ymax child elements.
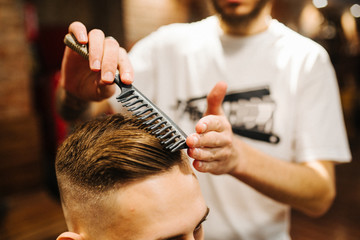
<box><xmin>55</xmin><ymin>114</ymin><xmax>208</xmax><ymax>240</ymax></box>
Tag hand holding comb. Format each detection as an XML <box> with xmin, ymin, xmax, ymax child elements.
<box><xmin>64</xmin><ymin>33</ymin><xmax>188</xmax><ymax>152</ymax></box>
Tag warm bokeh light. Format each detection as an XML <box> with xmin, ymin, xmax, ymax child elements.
<box><xmin>341</xmin><ymin>10</ymin><xmax>359</xmax><ymax>54</ymax></box>
<box><xmin>299</xmin><ymin>3</ymin><xmax>324</xmax><ymax>38</ymax></box>
<box><xmin>350</xmin><ymin>4</ymin><xmax>360</xmax><ymax>18</ymax></box>
<box><xmin>312</xmin><ymin>0</ymin><xmax>328</xmax><ymax>8</ymax></box>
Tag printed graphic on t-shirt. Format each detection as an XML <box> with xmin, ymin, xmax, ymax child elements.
<box><xmin>176</xmin><ymin>86</ymin><xmax>280</xmax><ymax>144</ymax></box>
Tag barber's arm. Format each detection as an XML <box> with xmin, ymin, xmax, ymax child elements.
<box><xmin>186</xmin><ymin>81</ymin><xmax>335</xmax><ymax>217</ymax></box>
<box><xmin>57</xmin><ymin>21</ymin><xmax>133</xmax><ymax>121</ymax></box>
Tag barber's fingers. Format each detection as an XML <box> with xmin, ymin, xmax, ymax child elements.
<box><xmin>118</xmin><ymin>47</ymin><xmax>134</xmax><ymax>85</ymax></box>
<box><xmin>189</xmin><ymin>147</ymin><xmax>233</xmax><ymax>174</ymax></box>
<box><xmin>88</xmin><ymin>29</ymin><xmax>105</xmax><ymax>71</ymax></box>
<box><xmin>187</xmin><ymin>128</ymin><xmax>232</xmax><ymax>149</ymax></box>
<box><xmin>204</xmin><ymin>81</ymin><xmax>227</xmax><ymax>116</ymax></box>
<box><xmin>193</xmin><ymin>159</ymin><xmax>221</xmax><ymax>174</ymax></box>
<box><xmin>187</xmin><ymin>135</ymin><xmax>236</xmax><ymax>175</ymax></box>
<box><xmin>68</xmin><ymin>21</ymin><xmax>134</xmax><ymax>85</ymax></box>
<box><xmin>194</xmin><ymin>115</ymin><xmax>231</xmax><ymax>135</ymax></box>
<box><xmin>186</xmin><ymin>115</ymin><xmax>235</xmax><ymax>175</ymax></box>
<box><xmin>68</xmin><ymin>21</ymin><xmax>88</xmax><ymax>43</ymax></box>
<box><xmin>100</xmin><ymin>36</ymin><xmax>120</xmax><ymax>84</ymax></box>
<box><xmin>89</xmin><ymin>31</ymin><xmax>133</xmax><ymax>85</ymax></box>
<box><xmin>187</xmin><ymin>115</ymin><xmax>232</xmax><ymax>157</ymax></box>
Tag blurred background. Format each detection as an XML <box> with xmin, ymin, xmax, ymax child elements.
<box><xmin>0</xmin><ymin>0</ymin><xmax>359</xmax><ymax>239</ymax></box>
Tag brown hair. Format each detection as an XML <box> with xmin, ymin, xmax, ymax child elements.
<box><xmin>55</xmin><ymin>113</ymin><xmax>187</xmax><ymax>193</ymax></box>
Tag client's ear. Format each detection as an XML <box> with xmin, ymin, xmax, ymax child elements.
<box><xmin>57</xmin><ymin>231</ymin><xmax>83</xmax><ymax>240</ymax></box>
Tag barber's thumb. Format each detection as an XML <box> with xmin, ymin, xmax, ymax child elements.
<box><xmin>193</xmin><ymin>160</ymin><xmax>219</xmax><ymax>174</ymax></box>
<box><xmin>205</xmin><ymin>81</ymin><xmax>227</xmax><ymax>116</ymax></box>
<box><xmin>193</xmin><ymin>160</ymin><xmax>208</xmax><ymax>173</ymax></box>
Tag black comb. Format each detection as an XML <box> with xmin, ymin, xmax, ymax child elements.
<box><xmin>64</xmin><ymin>33</ymin><xmax>188</xmax><ymax>152</ymax></box>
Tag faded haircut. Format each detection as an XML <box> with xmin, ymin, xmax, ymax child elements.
<box><xmin>56</xmin><ymin>113</ymin><xmax>188</xmax><ymax>201</ymax></box>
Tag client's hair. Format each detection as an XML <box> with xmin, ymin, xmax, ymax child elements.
<box><xmin>56</xmin><ymin>113</ymin><xmax>186</xmax><ymax>192</ymax></box>
<box><xmin>55</xmin><ymin>114</ymin><xmax>189</xmax><ymax>232</ymax></box>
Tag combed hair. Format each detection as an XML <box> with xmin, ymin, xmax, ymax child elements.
<box><xmin>55</xmin><ymin>113</ymin><xmax>185</xmax><ymax>193</ymax></box>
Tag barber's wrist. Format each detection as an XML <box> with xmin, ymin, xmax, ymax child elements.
<box><xmin>57</xmin><ymin>88</ymin><xmax>90</xmax><ymax>121</ymax></box>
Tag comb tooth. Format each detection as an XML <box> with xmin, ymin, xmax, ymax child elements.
<box><xmin>150</xmin><ymin>123</ymin><xmax>168</xmax><ymax>134</ymax></box>
<box><xmin>144</xmin><ymin>116</ymin><xmax>163</xmax><ymax>125</ymax></box>
<box><xmin>165</xmin><ymin>142</ymin><xmax>176</xmax><ymax>150</ymax></box>
<box><xmin>124</xmin><ymin>99</ymin><xmax>143</xmax><ymax>108</ymax></box>
<box><xmin>134</xmin><ymin>108</ymin><xmax>152</xmax><ymax>117</ymax></box>
<box><xmin>167</xmin><ymin>139</ymin><xmax>186</xmax><ymax>152</ymax></box>
<box><xmin>117</xmin><ymin>94</ymin><xmax>138</xmax><ymax>103</ymax></box>
<box><xmin>128</xmin><ymin>103</ymin><xmax>148</xmax><ymax>112</ymax></box>
<box><xmin>118</xmin><ymin>94</ymin><xmax>139</xmax><ymax>103</ymax></box>
<box><xmin>139</xmin><ymin>112</ymin><xmax>157</xmax><ymax>120</ymax></box>
<box><xmin>159</xmin><ymin>130</ymin><xmax>176</xmax><ymax>139</ymax></box>
<box><xmin>154</xmin><ymin>125</ymin><xmax>172</xmax><ymax>135</ymax></box>
<box><xmin>117</xmin><ymin>89</ymin><xmax>135</xmax><ymax>100</ymax></box>
<box><xmin>172</xmin><ymin>143</ymin><xmax>187</xmax><ymax>152</ymax></box>
<box><xmin>162</xmin><ymin>134</ymin><xmax>179</xmax><ymax>145</ymax></box>
<box><xmin>148</xmin><ymin>120</ymin><xmax>167</xmax><ymax>130</ymax></box>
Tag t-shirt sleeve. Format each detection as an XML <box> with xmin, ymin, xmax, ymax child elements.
<box><xmin>294</xmin><ymin>47</ymin><xmax>351</xmax><ymax>163</ymax></box>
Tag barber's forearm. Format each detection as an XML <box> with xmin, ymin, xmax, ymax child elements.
<box><xmin>56</xmin><ymin>86</ymin><xmax>91</xmax><ymax>122</ymax></box>
<box><xmin>230</xmin><ymin>140</ymin><xmax>336</xmax><ymax>217</ymax></box>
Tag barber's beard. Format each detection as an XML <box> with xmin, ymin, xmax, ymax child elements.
<box><xmin>211</xmin><ymin>0</ymin><xmax>270</xmax><ymax>27</ymax></box>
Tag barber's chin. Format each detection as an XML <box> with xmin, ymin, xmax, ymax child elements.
<box><xmin>223</xmin><ymin>0</ymin><xmax>248</xmax><ymax>6</ymax></box>
<box><xmin>221</xmin><ymin>9</ymin><xmax>252</xmax><ymax>21</ymax></box>
<box><xmin>222</xmin><ymin>4</ymin><xmax>252</xmax><ymax>15</ymax></box>
<box><xmin>226</xmin><ymin>0</ymin><xmax>246</xmax><ymax>3</ymax></box>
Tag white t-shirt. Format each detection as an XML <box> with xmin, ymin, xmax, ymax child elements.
<box><xmin>110</xmin><ymin>16</ymin><xmax>351</xmax><ymax>240</ymax></box>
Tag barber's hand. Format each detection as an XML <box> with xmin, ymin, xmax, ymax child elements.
<box><xmin>60</xmin><ymin>21</ymin><xmax>133</xmax><ymax>101</ymax></box>
<box><xmin>186</xmin><ymin>81</ymin><xmax>241</xmax><ymax>175</ymax></box>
